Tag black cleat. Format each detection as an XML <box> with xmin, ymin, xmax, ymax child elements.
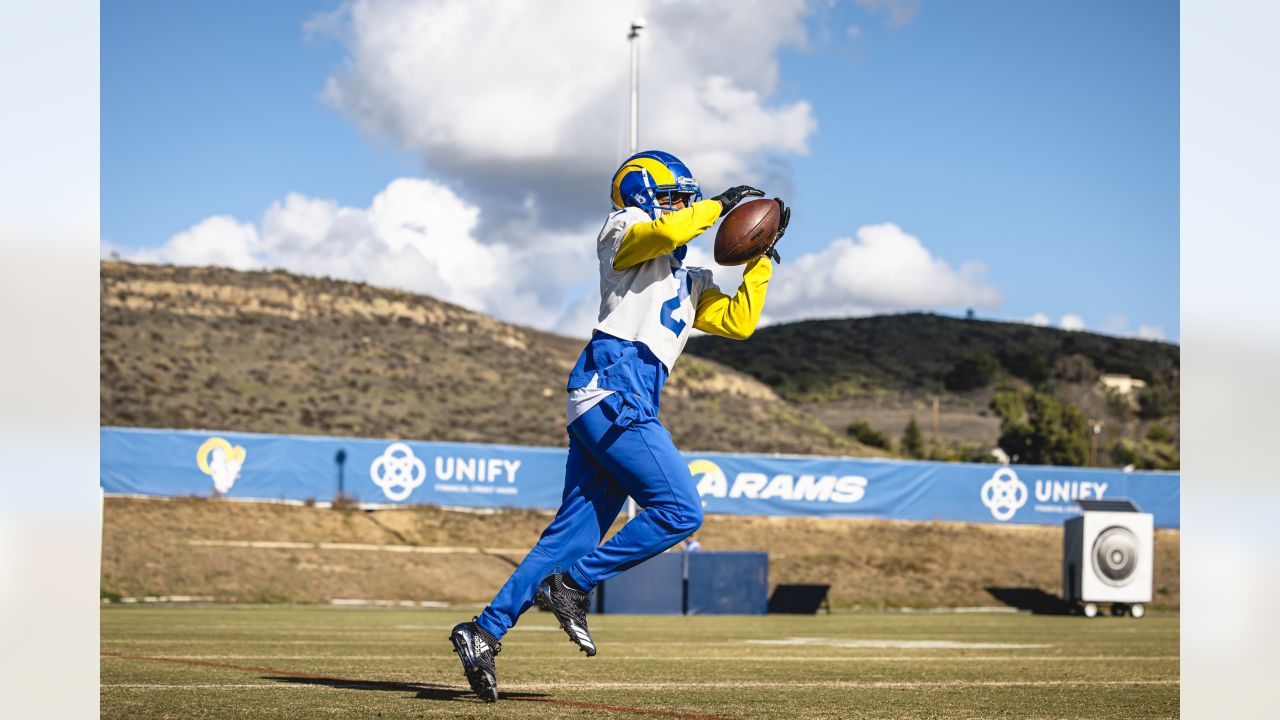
<box><xmin>535</xmin><ymin>572</ymin><xmax>597</xmax><ymax>657</ymax></box>
<box><xmin>449</xmin><ymin>619</ymin><xmax>501</xmax><ymax>702</ymax></box>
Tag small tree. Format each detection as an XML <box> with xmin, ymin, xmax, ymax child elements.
<box><xmin>990</xmin><ymin>389</ymin><xmax>1088</xmax><ymax>466</ymax></box>
<box><xmin>1028</xmin><ymin>393</ymin><xmax>1088</xmax><ymax>466</ymax></box>
<box><xmin>846</xmin><ymin>420</ymin><xmax>890</xmax><ymax>450</ymax></box>
<box><xmin>901</xmin><ymin>416</ymin><xmax>925</xmax><ymax>458</ymax></box>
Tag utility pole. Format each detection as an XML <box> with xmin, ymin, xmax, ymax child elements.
<box><xmin>625</xmin><ymin>17</ymin><xmax>645</xmax><ymax>520</ymax></box>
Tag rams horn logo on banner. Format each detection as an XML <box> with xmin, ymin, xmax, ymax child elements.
<box><xmin>688</xmin><ymin>459</ymin><xmax>727</xmax><ymax>498</ymax></box>
<box><xmin>980</xmin><ymin>467</ymin><xmax>1028</xmax><ymax>521</ymax></box>
<box><xmin>196</xmin><ymin>437</ymin><xmax>246</xmax><ymax>495</ymax></box>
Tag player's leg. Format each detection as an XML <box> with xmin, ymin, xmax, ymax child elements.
<box><xmin>564</xmin><ymin>396</ymin><xmax>703</xmax><ymax>592</ymax></box>
<box><xmin>474</xmin><ymin>433</ymin><xmax>625</xmax><ymax>640</ymax></box>
<box><xmin>533</xmin><ymin>397</ymin><xmax>701</xmax><ymax>655</ymax></box>
<box><xmin>451</xmin><ymin>434</ymin><xmax>624</xmax><ymax>699</ymax></box>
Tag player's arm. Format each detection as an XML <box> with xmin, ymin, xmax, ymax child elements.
<box><xmin>612</xmin><ymin>200</ymin><xmax>723</xmax><ymax>270</ymax></box>
<box><xmin>612</xmin><ymin>186</ymin><xmax>763</xmax><ymax>270</ymax></box>
<box><xmin>692</xmin><ymin>256</ymin><xmax>772</xmax><ymax>340</ymax></box>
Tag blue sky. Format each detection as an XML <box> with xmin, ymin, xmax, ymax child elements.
<box><xmin>102</xmin><ymin>0</ymin><xmax>1178</xmax><ymax>341</ymax></box>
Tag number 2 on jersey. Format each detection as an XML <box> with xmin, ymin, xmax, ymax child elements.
<box><xmin>659</xmin><ymin>267</ymin><xmax>693</xmax><ymax>336</ymax></box>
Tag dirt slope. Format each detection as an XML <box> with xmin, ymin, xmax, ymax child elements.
<box><xmin>101</xmin><ymin>498</ymin><xmax>1179</xmax><ymax>609</ymax></box>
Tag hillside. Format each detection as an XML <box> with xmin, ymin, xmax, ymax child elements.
<box><xmin>687</xmin><ymin>313</ymin><xmax>1180</xmax><ymax>467</ymax></box>
<box><xmin>100</xmin><ymin>262</ymin><xmax>876</xmax><ymax>456</ymax></box>
<box><xmin>687</xmin><ymin>312</ymin><xmax>1179</xmax><ymax>400</ymax></box>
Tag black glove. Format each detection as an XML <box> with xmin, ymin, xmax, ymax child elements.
<box><xmin>711</xmin><ymin>185</ymin><xmax>765</xmax><ymax>214</ymax></box>
<box><xmin>764</xmin><ymin>198</ymin><xmax>791</xmax><ymax>263</ymax></box>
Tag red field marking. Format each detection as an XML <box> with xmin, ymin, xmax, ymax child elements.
<box><xmin>101</xmin><ymin>651</ymin><xmax>732</xmax><ymax>720</ymax></box>
<box><xmin>103</xmin><ymin>651</ymin><xmax>350</xmax><ymax>680</ymax></box>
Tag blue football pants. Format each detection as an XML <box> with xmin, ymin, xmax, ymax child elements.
<box><xmin>475</xmin><ymin>398</ymin><xmax>703</xmax><ymax>640</ymax></box>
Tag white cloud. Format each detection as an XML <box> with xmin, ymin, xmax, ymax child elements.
<box><xmin>120</xmin><ymin>178</ymin><xmax>598</xmax><ymax>333</ymax></box>
<box><xmin>314</xmin><ymin>0</ymin><xmax>816</xmax><ymax>230</ymax></box>
<box><xmin>554</xmin><ymin>290</ymin><xmax>606</xmax><ymax>338</ymax></box>
<box><xmin>123</xmin><ymin>188</ymin><xmax>1009</xmax><ymax>338</ymax></box>
<box><xmin>128</xmin><ymin>216</ymin><xmax>264</xmax><ymax>271</ymax></box>
<box><xmin>1015</xmin><ymin>311</ymin><xmax>1168</xmax><ymax>340</ymax></box>
<box><xmin>1137</xmin><ymin>324</ymin><xmax>1166</xmax><ymax>341</ymax></box>
<box><xmin>1059</xmin><ymin>313</ymin><xmax>1087</xmax><ymax>331</ymax></box>
<box><xmin>749</xmin><ymin>223</ymin><xmax>1004</xmax><ymax>323</ymax></box>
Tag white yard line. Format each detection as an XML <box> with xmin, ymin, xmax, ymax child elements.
<box><xmin>185</xmin><ymin>539</ymin><xmax>529</xmax><ymax>554</ymax></box>
<box><xmin>103</xmin><ymin>640</ymin><xmax>443</xmax><ymax>645</ymax></box>
<box><xmin>502</xmin><ymin>680</ymin><xmax>1183</xmax><ymax>690</ymax></box>
<box><xmin>104</xmin><ymin>684</ymin><xmax>316</xmax><ymax>690</ymax></box>
<box><xmin>743</xmin><ymin>638</ymin><xmax>1053</xmax><ymax>650</ymax></box>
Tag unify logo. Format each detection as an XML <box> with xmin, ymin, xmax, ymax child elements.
<box><xmin>1034</xmin><ymin>479</ymin><xmax>1109</xmax><ymax>503</ymax></box>
<box><xmin>687</xmin><ymin>460</ymin><xmax>867</xmax><ymax>504</ymax></box>
<box><xmin>370</xmin><ymin>443</ymin><xmax>427</xmax><ymax>501</ymax></box>
<box><xmin>196</xmin><ymin>437</ymin><xmax>246</xmax><ymax>495</ymax></box>
<box><xmin>980</xmin><ymin>467</ymin><xmax>1028</xmax><ymax>521</ymax></box>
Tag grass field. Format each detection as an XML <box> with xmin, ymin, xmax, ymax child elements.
<box><xmin>101</xmin><ymin>606</ymin><xmax>1178</xmax><ymax>719</ymax></box>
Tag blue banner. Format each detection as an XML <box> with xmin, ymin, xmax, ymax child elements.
<box><xmin>101</xmin><ymin>427</ymin><xmax>1180</xmax><ymax>528</ymax></box>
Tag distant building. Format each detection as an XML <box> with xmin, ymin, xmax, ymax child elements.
<box><xmin>1099</xmin><ymin>374</ymin><xmax>1147</xmax><ymax>396</ymax></box>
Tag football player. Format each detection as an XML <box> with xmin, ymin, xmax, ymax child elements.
<box><xmin>450</xmin><ymin>150</ymin><xmax>789</xmax><ymax>701</ymax></box>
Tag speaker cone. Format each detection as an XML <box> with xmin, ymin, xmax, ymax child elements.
<box><xmin>1092</xmin><ymin>526</ymin><xmax>1139</xmax><ymax>586</ymax></box>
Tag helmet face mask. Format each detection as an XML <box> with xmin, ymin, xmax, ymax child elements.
<box><xmin>611</xmin><ymin>150</ymin><xmax>703</xmax><ymax>219</ymax></box>
<box><xmin>655</xmin><ymin>189</ymin><xmax>697</xmax><ymax>213</ymax></box>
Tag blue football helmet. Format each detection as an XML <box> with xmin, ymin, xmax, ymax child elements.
<box><xmin>610</xmin><ymin>150</ymin><xmax>703</xmax><ymax>219</ymax></box>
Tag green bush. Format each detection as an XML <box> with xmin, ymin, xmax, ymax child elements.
<box><xmin>846</xmin><ymin>420</ymin><xmax>890</xmax><ymax>449</ymax></box>
<box><xmin>944</xmin><ymin>353</ymin><xmax>998</xmax><ymax>391</ymax></box>
<box><xmin>1146</xmin><ymin>424</ymin><xmax>1176</xmax><ymax>443</ymax></box>
<box><xmin>1112</xmin><ymin>437</ymin><xmax>1179</xmax><ymax>470</ymax></box>
<box><xmin>1138</xmin><ymin>384</ymin><xmax>1177</xmax><ymax>419</ymax></box>
<box><xmin>989</xmin><ymin>389</ymin><xmax>1025</xmax><ymax>422</ymax></box>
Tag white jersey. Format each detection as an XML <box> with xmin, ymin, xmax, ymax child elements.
<box><xmin>593</xmin><ymin>207</ymin><xmax>716</xmax><ymax>371</ymax></box>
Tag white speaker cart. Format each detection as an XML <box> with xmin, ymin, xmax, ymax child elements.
<box><xmin>1063</xmin><ymin>498</ymin><xmax>1154</xmax><ymax>618</ymax></box>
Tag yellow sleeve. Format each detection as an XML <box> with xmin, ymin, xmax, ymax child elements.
<box><xmin>613</xmin><ymin>200</ymin><xmax>723</xmax><ymax>270</ymax></box>
<box><xmin>692</xmin><ymin>256</ymin><xmax>772</xmax><ymax>340</ymax></box>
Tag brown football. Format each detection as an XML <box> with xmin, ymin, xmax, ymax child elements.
<box><xmin>714</xmin><ymin>198</ymin><xmax>780</xmax><ymax>266</ymax></box>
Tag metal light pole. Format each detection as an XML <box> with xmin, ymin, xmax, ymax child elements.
<box><xmin>628</xmin><ymin>18</ymin><xmax>645</xmax><ymax>156</ymax></box>
<box><xmin>625</xmin><ymin>17</ymin><xmax>645</xmax><ymax>521</ymax></box>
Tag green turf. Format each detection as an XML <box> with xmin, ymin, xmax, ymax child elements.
<box><xmin>102</xmin><ymin>606</ymin><xmax>1178</xmax><ymax>719</ymax></box>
